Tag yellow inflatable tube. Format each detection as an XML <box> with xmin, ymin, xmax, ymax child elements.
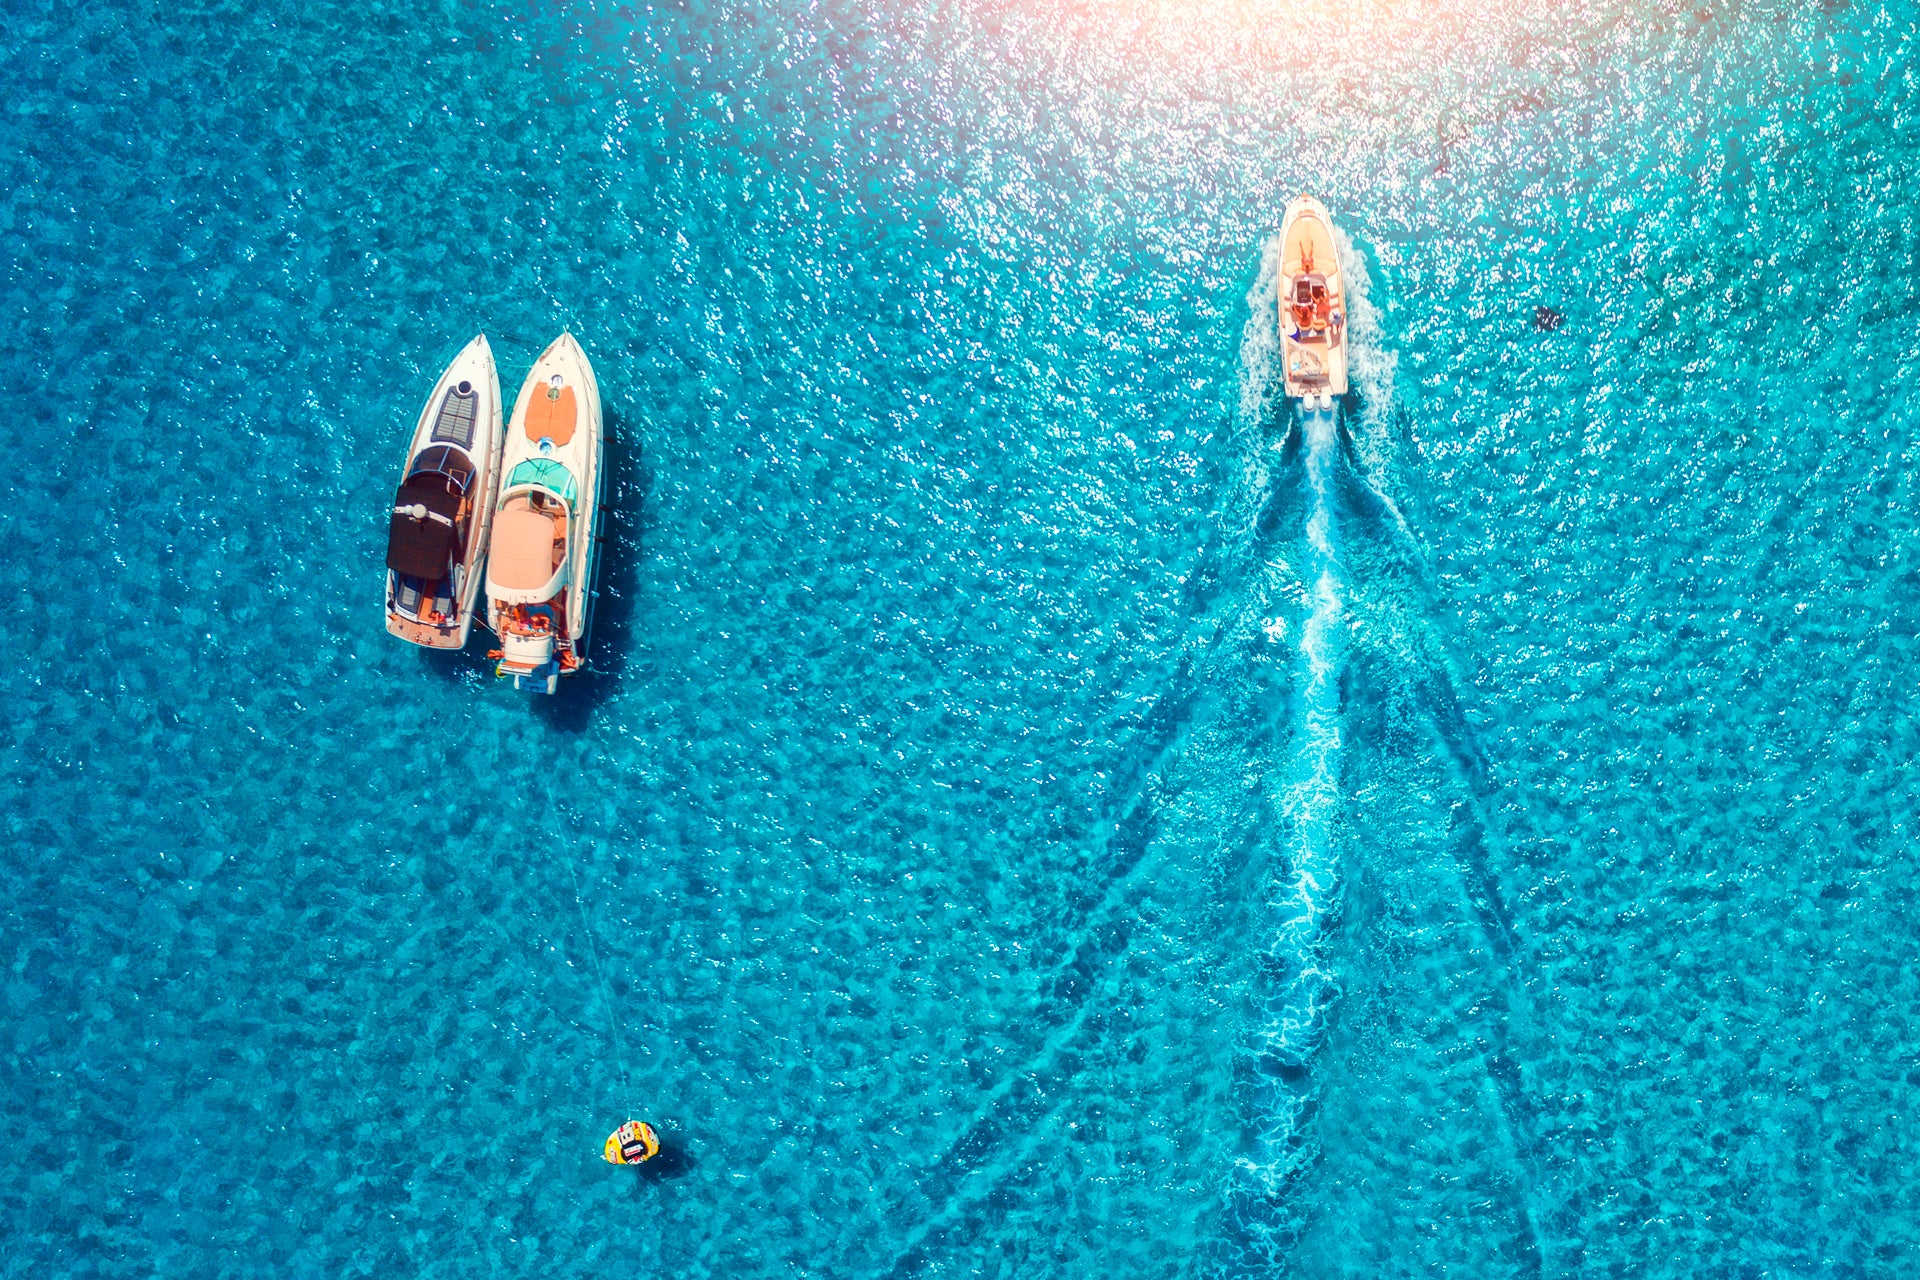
<box><xmin>603</xmin><ymin>1120</ymin><xmax>660</xmax><ymax>1165</ymax></box>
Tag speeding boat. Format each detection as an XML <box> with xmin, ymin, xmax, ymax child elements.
<box><xmin>484</xmin><ymin>332</ymin><xmax>604</xmax><ymax>694</ymax></box>
<box><xmin>1278</xmin><ymin>195</ymin><xmax>1348</xmax><ymax>409</ymax></box>
<box><xmin>385</xmin><ymin>335</ymin><xmax>503</xmax><ymax>649</ymax></box>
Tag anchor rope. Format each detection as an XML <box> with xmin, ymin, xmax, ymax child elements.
<box><xmin>565</xmin><ymin>844</ymin><xmax>633</xmax><ymax>1117</ymax></box>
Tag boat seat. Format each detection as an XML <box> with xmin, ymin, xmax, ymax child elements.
<box><xmin>491</xmin><ymin>508</ymin><xmax>566</xmax><ymax>590</ymax></box>
<box><xmin>1284</xmin><ymin>218</ymin><xmax>1336</xmax><ymax>278</ymax></box>
<box><xmin>525</xmin><ymin>383</ymin><xmax>577</xmax><ymax>446</ymax></box>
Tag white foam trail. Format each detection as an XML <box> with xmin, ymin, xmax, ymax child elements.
<box><xmin>1227</xmin><ymin>235</ymin><xmax>1368</xmax><ymax>1246</ymax></box>
<box><xmin>1239</xmin><ymin>233</ymin><xmax>1289</xmax><ymax>429</ymax></box>
<box><xmin>1278</xmin><ymin>606</ymin><xmax>1340</xmax><ymax>929</ymax></box>
<box><xmin>1221</xmin><ymin>233</ymin><xmax>1291</xmax><ymax>546</ymax></box>
<box><xmin>1270</xmin><ymin>408</ymin><xmax>1343</xmax><ymax>954</ymax></box>
<box><xmin>1332</xmin><ymin>228</ymin><xmax>1393</xmax><ymax>427</ymax></box>
<box><xmin>1240</xmin><ymin>408</ymin><xmax>1345</xmax><ymax>1201</ymax></box>
<box><xmin>1332</xmin><ymin>226</ymin><xmax>1423</xmax><ymax>554</ymax></box>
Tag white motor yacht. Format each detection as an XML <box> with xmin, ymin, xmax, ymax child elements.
<box><xmin>484</xmin><ymin>332</ymin><xmax>605</xmax><ymax>694</ymax></box>
<box><xmin>1279</xmin><ymin>196</ymin><xmax>1348</xmax><ymax>409</ymax></box>
<box><xmin>385</xmin><ymin>335</ymin><xmax>503</xmax><ymax>649</ymax></box>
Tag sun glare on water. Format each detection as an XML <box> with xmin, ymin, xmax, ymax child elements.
<box><xmin>1068</xmin><ymin>0</ymin><xmax>1370</xmax><ymax>52</ymax></box>
<box><xmin>1023</xmin><ymin>0</ymin><xmax>1587</xmax><ymax>77</ymax></box>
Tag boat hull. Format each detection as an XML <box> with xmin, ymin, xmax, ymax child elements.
<box><xmin>484</xmin><ymin>332</ymin><xmax>605</xmax><ymax>694</ymax></box>
<box><xmin>1278</xmin><ymin>196</ymin><xmax>1349</xmax><ymax>404</ymax></box>
<box><xmin>385</xmin><ymin>335</ymin><xmax>504</xmax><ymax>650</ymax></box>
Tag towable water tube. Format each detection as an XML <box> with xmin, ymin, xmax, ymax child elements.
<box><xmin>603</xmin><ymin>1120</ymin><xmax>660</xmax><ymax>1165</ymax></box>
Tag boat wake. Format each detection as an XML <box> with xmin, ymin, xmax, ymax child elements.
<box><xmin>1218</xmin><ymin>225</ymin><xmax>1402</xmax><ymax>1265</ymax></box>
<box><xmin>1216</xmin><ymin>227</ymin><xmax>1554</xmax><ymax>1274</ymax></box>
<box><xmin>1226</xmin><ymin>398</ymin><xmax>1346</xmax><ymax>1262</ymax></box>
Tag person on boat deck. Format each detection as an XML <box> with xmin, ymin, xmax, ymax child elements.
<box><xmin>509</xmin><ymin>603</ymin><xmax>556</xmax><ymax>633</ymax></box>
<box><xmin>1291</xmin><ymin>278</ymin><xmax>1317</xmax><ymax>334</ymax></box>
<box><xmin>1311</xmin><ymin>281</ymin><xmax>1333</xmax><ymax>330</ymax></box>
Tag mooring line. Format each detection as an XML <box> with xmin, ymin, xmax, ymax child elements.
<box><xmin>566</xmin><ymin>842</ymin><xmax>632</xmax><ymax>1112</ymax></box>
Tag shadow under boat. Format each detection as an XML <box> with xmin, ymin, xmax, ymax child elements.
<box><xmin>416</xmin><ymin>626</ymin><xmax>497</xmax><ymax>682</ymax></box>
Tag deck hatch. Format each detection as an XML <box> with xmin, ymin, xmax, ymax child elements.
<box><xmin>430</xmin><ymin>383</ymin><xmax>479</xmax><ymax>448</ymax></box>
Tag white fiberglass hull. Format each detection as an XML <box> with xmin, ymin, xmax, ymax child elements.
<box><xmin>1278</xmin><ymin>195</ymin><xmax>1349</xmax><ymax>405</ymax></box>
<box><xmin>385</xmin><ymin>334</ymin><xmax>503</xmax><ymax>650</ymax></box>
<box><xmin>484</xmin><ymin>332</ymin><xmax>604</xmax><ymax>694</ymax></box>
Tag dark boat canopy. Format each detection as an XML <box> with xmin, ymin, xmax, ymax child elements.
<box><xmin>386</xmin><ymin>479</ymin><xmax>463</xmax><ymax>578</ymax></box>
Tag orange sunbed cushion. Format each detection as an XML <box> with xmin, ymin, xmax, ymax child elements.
<box><xmin>524</xmin><ymin>385</ymin><xmax>577</xmax><ymax>446</ymax></box>
<box><xmin>491</xmin><ymin>508</ymin><xmax>562</xmax><ymax>590</ymax></box>
<box><xmin>1284</xmin><ymin>217</ymin><xmax>1335</xmax><ymax>278</ymax></box>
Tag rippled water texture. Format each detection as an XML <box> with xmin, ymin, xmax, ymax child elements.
<box><xmin>4</xmin><ymin>0</ymin><xmax>1918</xmax><ymax>1275</ymax></box>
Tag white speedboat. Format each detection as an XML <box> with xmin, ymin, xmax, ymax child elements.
<box><xmin>484</xmin><ymin>332</ymin><xmax>605</xmax><ymax>694</ymax></box>
<box><xmin>385</xmin><ymin>335</ymin><xmax>503</xmax><ymax>649</ymax></box>
<box><xmin>1279</xmin><ymin>196</ymin><xmax>1348</xmax><ymax>409</ymax></box>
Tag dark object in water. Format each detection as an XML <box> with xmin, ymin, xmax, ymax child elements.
<box><xmin>1534</xmin><ymin>305</ymin><xmax>1565</xmax><ymax>332</ymax></box>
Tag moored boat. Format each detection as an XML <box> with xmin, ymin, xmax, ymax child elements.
<box><xmin>1278</xmin><ymin>195</ymin><xmax>1348</xmax><ymax>409</ymax></box>
<box><xmin>484</xmin><ymin>332</ymin><xmax>604</xmax><ymax>694</ymax></box>
<box><xmin>385</xmin><ymin>335</ymin><xmax>503</xmax><ymax>649</ymax></box>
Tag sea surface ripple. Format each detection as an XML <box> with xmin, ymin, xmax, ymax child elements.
<box><xmin>1</xmin><ymin>0</ymin><xmax>1916</xmax><ymax>1276</ymax></box>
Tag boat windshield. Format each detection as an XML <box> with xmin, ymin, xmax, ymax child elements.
<box><xmin>505</xmin><ymin>458</ymin><xmax>577</xmax><ymax>504</ymax></box>
<box><xmin>407</xmin><ymin>444</ymin><xmax>476</xmax><ymax>494</ymax></box>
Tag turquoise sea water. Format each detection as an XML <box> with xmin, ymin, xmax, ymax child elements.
<box><xmin>4</xmin><ymin>0</ymin><xmax>1919</xmax><ymax>1274</ymax></box>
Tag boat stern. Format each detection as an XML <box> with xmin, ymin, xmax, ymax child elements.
<box><xmin>386</xmin><ymin>607</ymin><xmax>469</xmax><ymax>650</ymax></box>
<box><xmin>385</xmin><ymin>568</ymin><xmax>472</xmax><ymax>650</ymax></box>
<box><xmin>494</xmin><ymin>628</ymin><xmax>561</xmax><ymax>694</ymax></box>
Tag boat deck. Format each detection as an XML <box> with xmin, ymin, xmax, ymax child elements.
<box><xmin>524</xmin><ymin>384</ymin><xmax>577</xmax><ymax>445</ymax></box>
<box><xmin>493</xmin><ymin>495</ymin><xmax>568</xmax><ymax>586</ymax></box>
<box><xmin>387</xmin><ymin>612</ymin><xmax>462</xmax><ymax>648</ymax></box>
<box><xmin>1280</xmin><ymin>205</ymin><xmax>1347</xmax><ymax>397</ymax></box>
